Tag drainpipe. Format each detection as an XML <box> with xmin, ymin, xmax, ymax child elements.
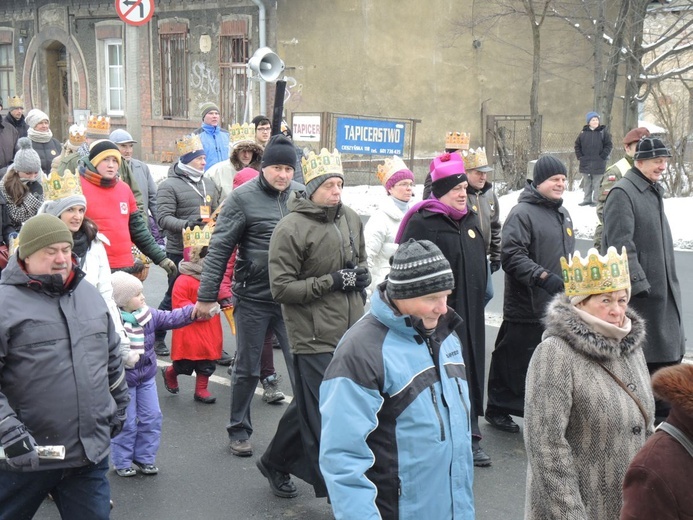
<box><xmin>250</xmin><ymin>0</ymin><xmax>267</xmax><ymax>115</ymax></box>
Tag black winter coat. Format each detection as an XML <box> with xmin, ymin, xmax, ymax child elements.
<box><xmin>574</xmin><ymin>124</ymin><xmax>613</xmax><ymax>176</ymax></box>
<box><xmin>0</xmin><ymin>120</ymin><xmax>18</xmax><ymax>177</ymax></box>
<box><xmin>29</xmin><ymin>137</ymin><xmax>62</xmax><ymax>174</ymax></box>
<box><xmin>4</xmin><ymin>114</ymin><xmax>28</xmax><ymax>139</ymax></box>
<box><xmin>501</xmin><ymin>182</ymin><xmax>575</xmax><ymax>323</ymax></box>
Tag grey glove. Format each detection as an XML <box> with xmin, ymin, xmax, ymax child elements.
<box><xmin>110</xmin><ymin>408</ymin><xmax>127</xmax><ymax>438</ymax></box>
<box><xmin>1</xmin><ymin>425</ymin><xmax>39</xmax><ymax>470</ymax></box>
<box><xmin>158</xmin><ymin>257</ymin><xmax>178</xmax><ymax>277</ymax></box>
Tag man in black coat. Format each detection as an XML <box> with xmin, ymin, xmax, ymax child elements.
<box><xmin>602</xmin><ymin>137</ymin><xmax>685</xmax><ymax>422</ymax></box>
<box><xmin>574</xmin><ymin>111</ymin><xmax>613</xmax><ymax>206</ymax></box>
<box><xmin>485</xmin><ymin>155</ymin><xmax>575</xmax><ymax>434</ymax></box>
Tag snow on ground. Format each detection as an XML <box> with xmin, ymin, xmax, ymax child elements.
<box><xmin>148</xmin><ymin>163</ymin><xmax>693</xmax><ymax>251</ymax></box>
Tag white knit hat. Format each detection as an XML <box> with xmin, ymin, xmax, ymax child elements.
<box><xmin>25</xmin><ymin>108</ymin><xmax>49</xmax><ymax>129</ymax></box>
<box><xmin>111</xmin><ymin>271</ymin><xmax>144</xmax><ymax>308</ymax></box>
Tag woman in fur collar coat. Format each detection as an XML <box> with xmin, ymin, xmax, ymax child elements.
<box><xmin>621</xmin><ymin>363</ymin><xmax>693</xmax><ymax>520</ymax></box>
<box><xmin>524</xmin><ymin>248</ymin><xmax>655</xmax><ymax>520</ymax></box>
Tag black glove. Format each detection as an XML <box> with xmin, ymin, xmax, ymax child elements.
<box><xmin>1</xmin><ymin>424</ymin><xmax>39</xmax><ymax>470</ymax></box>
<box><xmin>331</xmin><ymin>267</ymin><xmax>370</xmax><ymax>292</ymax></box>
<box><xmin>538</xmin><ymin>272</ymin><xmax>564</xmax><ymax>295</ymax></box>
<box><xmin>110</xmin><ymin>408</ymin><xmax>127</xmax><ymax>438</ymax></box>
<box><xmin>186</xmin><ymin>218</ymin><xmax>207</xmax><ymax>230</ymax></box>
<box><xmin>634</xmin><ymin>288</ymin><xmax>650</xmax><ymax>299</ymax></box>
<box><xmin>490</xmin><ymin>260</ymin><xmax>501</xmax><ymax>274</ymax></box>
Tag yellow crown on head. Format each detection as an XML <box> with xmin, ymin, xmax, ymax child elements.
<box><xmin>561</xmin><ymin>247</ymin><xmax>631</xmax><ymax>297</ymax></box>
<box><xmin>182</xmin><ymin>223</ymin><xmax>215</xmax><ymax>249</ymax></box>
<box><xmin>462</xmin><ymin>147</ymin><xmax>490</xmax><ymax>171</ymax></box>
<box><xmin>302</xmin><ymin>148</ymin><xmax>343</xmax><ymax>185</ymax></box>
<box><xmin>68</xmin><ymin>124</ymin><xmax>87</xmax><ymax>146</ymax></box>
<box><xmin>86</xmin><ymin>115</ymin><xmax>111</xmax><ymax>135</ymax></box>
<box><xmin>229</xmin><ymin>123</ymin><xmax>255</xmax><ymax>146</ymax></box>
<box><xmin>445</xmin><ymin>131</ymin><xmax>470</xmax><ymax>150</ymax></box>
<box><xmin>377</xmin><ymin>156</ymin><xmax>408</xmax><ymax>186</ymax></box>
<box><xmin>176</xmin><ymin>133</ymin><xmax>204</xmax><ymax>157</ymax></box>
<box><xmin>8</xmin><ymin>95</ymin><xmax>23</xmax><ymax>109</ymax></box>
<box><xmin>43</xmin><ymin>169</ymin><xmax>83</xmax><ymax>201</ymax></box>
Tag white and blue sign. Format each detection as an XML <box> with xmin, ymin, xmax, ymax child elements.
<box><xmin>335</xmin><ymin>117</ymin><xmax>406</xmax><ymax>155</ymax></box>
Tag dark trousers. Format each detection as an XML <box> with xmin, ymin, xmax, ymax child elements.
<box><xmin>261</xmin><ymin>352</ymin><xmax>332</xmax><ymax>498</ymax></box>
<box><xmin>0</xmin><ymin>456</ymin><xmax>110</xmax><ymax>520</ymax></box>
<box><xmin>648</xmin><ymin>360</ymin><xmax>680</xmax><ymax>422</ymax></box>
<box><xmin>155</xmin><ymin>252</ymin><xmax>183</xmax><ymax>341</ymax></box>
<box><xmin>172</xmin><ymin>359</ymin><xmax>217</xmax><ymax>377</ymax></box>
<box><xmin>260</xmin><ymin>329</ymin><xmax>276</xmax><ymax>380</ymax></box>
<box><xmin>486</xmin><ymin>320</ymin><xmax>544</xmax><ymax>418</ymax></box>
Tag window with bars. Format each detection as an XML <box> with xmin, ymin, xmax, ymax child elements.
<box><xmin>160</xmin><ymin>32</ymin><xmax>188</xmax><ymax>119</ymax></box>
<box><xmin>220</xmin><ymin>31</ymin><xmax>248</xmax><ymax>126</ymax></box>
<box><xmin>105</xmin><ymin>40</ymin><xmax>125</xmax><ymax>115</ymax></box>
<box><xmin>0</xmin><ymin>43</ymin><xmax>14</xmax><ymax>107</ymax></box>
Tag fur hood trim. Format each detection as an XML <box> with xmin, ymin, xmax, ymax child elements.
<box><xmin>542</xmin><ymin>294</ymin><xmax>646</xmax><ymax>362</ymax></box>
<box><xmin>652</xmin><ymin>363</ymin><xmax>693</xmax><ymax>417</ymax></box>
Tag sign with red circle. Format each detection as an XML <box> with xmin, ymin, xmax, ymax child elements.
<box><xmin>115</xmin><ymin>0</ymin><xmax>154</xmax><ymax>27</ymax></box>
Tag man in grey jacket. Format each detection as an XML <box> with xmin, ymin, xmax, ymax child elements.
<box><xmin>0</xmin><ymin>214</ymin><xmax>129</xmax><ymax>519</ymax></box>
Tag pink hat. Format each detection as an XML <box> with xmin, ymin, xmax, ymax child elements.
<box><xmin>431</xmin><ymin>152</ymin><xmax>465</xmax><ymax>182</ymax></box>
<box><xmin>233</xmin><ymin>167</ymin><xmax>259</xmax><ymax>189</ymax></box>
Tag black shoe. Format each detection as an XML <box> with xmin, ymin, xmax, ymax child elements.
<box><xmin>256</xmin><ymin>458</ymin><xmax>298</xmax><ymax>498</ymax></box>
<box><xmin>578</xmin><ymin>200</ymin><xmax>593</xmax><ymax>206</ymax></box>
<box><xmin>229</xmin><ymin>439</ymin><xmax>253</xmax><ymax>457</ymax></box>
<box><xmin>589</xmin><ymin>202</ymin><xmax>597</xmax><ymax>207</ymax></box>
<box><xmin>473</xmin><ymin>447</ymin><xmax>492</xmax><ymax>467</ymax></box>
<box><xmin>216</xmin><ymin>350</ymin><xmax>233</xmax><ymax>366</ymax></box>
<box><xmin>154</xmin><ymin>340</ymin><xmax>169</xmax><ymax>356</ymax></box>
<box><xmin>485</xmin><ymin>412</ymin><xmax>520</xmax><ymax>433</ymax></box>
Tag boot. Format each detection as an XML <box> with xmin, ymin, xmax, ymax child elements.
<box><xmin>161</xmin><ymin>366</ymin><xmax>179</xmax><ymax>394</ymax></box>
<box><xmin>193</xmin><ymin>374</ymin><xmax>216</xmax><ymax>404</ymax></box>
<box><xmin>261</xmin><ymin>374</ymin><xmax>285</xmax><ymax>404</ymax></box>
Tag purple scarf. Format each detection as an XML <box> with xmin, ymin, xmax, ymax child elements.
<box><xmin>395</xmin><ymin>196</ymin><xmax>468</xmax><ymax>244</ymax></box>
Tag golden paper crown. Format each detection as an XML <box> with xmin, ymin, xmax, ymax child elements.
<box><xmin>68</xmin><ymin>124</ymin><xmax>87</xmax><ymax>146</ymax></box>
<box><xmin>560</xmin><ymin>247</ymin><xmax>630</xmax><ymax>297</ymax></box>
<box><xmin>86</xmin><ymin>115</ymin><xmax>110</xmax><ymax>135</ymax></box>
<box><xmin>43</xmin><ymin>169</ymin><xmax>83</xmax><ymax>201</ymax></box>
<box><xmin>445</xmin><ymin>131</ymin><xmax>470</xmax><ymax>150</ymax></box>
<box><xmin>302</xmin><ymin>148</ymin><xmax>343</xmax><ymax>185</ymax></box>
<box><xmin>8</xmin><ymin>233</ymin><xmax>19</xmax><ymax>256</ymax></box>
<box><xmin>229</xmin><ymin>123</ymin><xmax>255</xmax><ymax>146</ymax></box>
<box><xmin>376</xmin><ymin>156</ymin><xmax>409</xmax><ymax>186</ymax></box>
<box><xmin>131</xmin><ymin>244</ymin><xmax>151</xmax><ymax>265</ymax></box>
<box><xmin>8</xmin><ymin>95</ymin><xmax>23</xmax><ymax>109</ymax></box>
<box><xmin>462</xmin><ymin>147</ymin><xmax>490</xmax><ymax>171</ymax></box>
<box><xmin>176</xmin><ymin>133</ymin><xmax>204</xmax><ymax>157</ymax></box>
<box><xmin>182</xmin><ymin>223</ymin><xmax>215</xmax><ymax>250</ymax></box>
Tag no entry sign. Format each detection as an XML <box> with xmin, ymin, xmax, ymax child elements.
<box><xmin>115</xmin><ymin>0</ymin><xmax>154</xmax><ymax>26</ymax></box>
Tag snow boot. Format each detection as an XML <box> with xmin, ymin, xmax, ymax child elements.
<box><xmin>193</xmin><ymin>374</ymin><xmax>216</xmax><ymax>404</ymax></box>
<box><xmin>161</xmin><ymin>366</ymin><xmax>179</xmax><ymax>394</ymax></box>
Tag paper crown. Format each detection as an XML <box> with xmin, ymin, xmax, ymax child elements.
<box><xmin>131</xmin><ymin>244</ymin><xmax>151</xmax><ymax>266</ymax></box>
<box><xmin>377</xmin><ymin>156</ymin><xmax>409</xmax><ymax>186</ymax></box>
<box><xmin>176</xmin><ymin>133</ymin><xmax>204</xmax><ymax>157</ymax></box>
<box><xmin>182</xmin><ymin>223</ymin><xmax>215</xmax><ymax>261</ymax></box>
<box><xmin>302</xmin><ymin>148</ymin><xmax>343</xmax><ymax>185</ymax></box>
<box><xmin>68</xmin><ymin>124</ymin><xmax>87</xmax><ymax>146</ymax></box>
<box><xmin>560</xmin><ymin>247</ymin><xmax>630</xmax><ymax>297</ymax></box>
<box><xmin>229</xmin><ymin>123</ymin><xmax>255</xmax><ymax>146</ymax></box>
<box><xmin>462</xmin><ymin>147</ymin><xmax>490</xmax><ymax>170</ymax></box>
<box><xmin>43</xmin><ymin>169</ymin><xmax>83</xmax><ymax>201</ymax></box>
<box><xmin>86</xmin><ymin>115</ymin><xmax>111</xmax><ymax>136</ymax></box>
<box><xmin>445</xmin><ymin>132</ymin><xmax>470</xmax><ymax>150</ymax></box>
<box><xmin>8</xmin><ymin>233</ymin><xmax>19</xmax><ymax>257</ymax></box>
<box><xmin>8</xmin><ymin>95</ymin><xmax>23</xmax><ymax>109</ymax></box>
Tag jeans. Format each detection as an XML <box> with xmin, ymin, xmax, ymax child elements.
<box><xmin>0</xmin><ymin>456</ymin><xmax>110</xmax><ymax>520</ymax></box>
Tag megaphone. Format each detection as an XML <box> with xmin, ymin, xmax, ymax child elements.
<box><xmin>247</xmin><ymin>47</ymin><xmax>285</xmax><ymax>82</ymax></box>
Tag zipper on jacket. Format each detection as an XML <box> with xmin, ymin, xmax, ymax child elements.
<box><xmin>276</xmin><ymin>192</ymin><xmax>285</xmax><ymax>218</ymax></box>
<box><xmin>430</xmin><ymin>386</ymin><xmax>446</xmax><ymax>441</ymax></box>
<box><xmin>454</xmin><ymin>378</ymin><xmax>471</xmax><ymax>430</ymax></box>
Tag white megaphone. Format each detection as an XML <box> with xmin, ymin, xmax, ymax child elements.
<box><xmin>247</xmin><ymin>47</ymin><xmax>285</xmax><ymax>82</ymax></box>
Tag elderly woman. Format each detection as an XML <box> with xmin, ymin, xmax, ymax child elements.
<box><xmin>524</xmin><ymin>247</ymin><xmax>655</xmax><ymax>520</ymax></box>
<box><xmin>25</xmin><ymin>108</ymin><xmax>62</xmax><ymax>174</ymax></box>
<box><xmin>364</xmin><ymin>155</ymin><xmax>414</xmax><ymax>298</ymax></box>
<box><xmin>0</xmin><ymin>137</ymin><xmax>44</xmax><ymax>234</ymax></box>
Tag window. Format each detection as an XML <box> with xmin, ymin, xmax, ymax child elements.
<box><xmin>105</xmin><ymin>40</ymin><xmax>125</xmax><ymax>115</ymax></box>
<box><xmin>220</xmin><ymin>19</ymin><xmax>249</xmax><ymax>126</ymax></box>
<box><xmin>160</xmin><ymin>31</ymin><xmax>188</xmax><ymax>119</ymax></box>
<box><xmin>0</xmin><ymin>43</ymin><xmax>14</xmax><ymax>107</ymax></box>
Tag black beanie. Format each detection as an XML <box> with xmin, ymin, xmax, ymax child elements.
<box><xmin>252</xmin><ymin>115</ymin><xmax>271</xmax><ymax>128</ymax></box>
<box><xmin>386</xmin><ymin>239</ymin><xmax>455</xmax><ymax>300</ymax></box>
<box><xmin>532</xmin><ymin>155</ymin><xmax>566</xmax><ymax>187</ymax></box>
<box><xmin>89</xmin><ymin>139</ymin><xmax>122</xmax><ymax>167</ymax></box>
<box><xmin>261</xmin><ymin>134</ymin><xmax>296</xmax><ymax>170</ymax></box>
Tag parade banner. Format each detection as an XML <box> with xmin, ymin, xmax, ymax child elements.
<box><xmin>335</xmin><ymin>117</ymin><xmax>406</xmax><ymax>155</ymax></box>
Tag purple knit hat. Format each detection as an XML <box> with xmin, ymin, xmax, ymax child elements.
<box><xmin>385</xmin><ymin>169</ymin><xmax>415</xmax><ymax>192</ymax></box>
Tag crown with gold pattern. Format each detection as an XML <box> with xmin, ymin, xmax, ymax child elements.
<box><xmin>86</xmin><ymin>115</ymin><xmax>111</xmax><ymax>136</ymax></box>
<box><xmin>302</xmin><ymin>148</ymin><xmax>343</xmax><ymax>185</ymax></box>
<box><xmin>376</xmin><ymin>155</ymin><xmax>409</xmax><ymax>186</ymax></box>
<box><xmin>445</xmin><ymin>131</ymin><xmax>470</xmax><ymax>150</ymax></box>
<box><xmin>462</xmin><ymin>147</ymin><xmax>490</xmax><ymax>170</ymax></box>
<box><xmin>560</xmin><ymin>247</ymin><xmax>630</xmax><ymax>297</ymax></box>
<box><xmin>176</xmin><ymin>133</ymin><xmax>204</xmax><ymax>157</ymax></box>
<box><xmin>229</xmin><ymin>123</ymin><xmax>255</xmax><ymax>147</ymax></box>
<box><xmin>68</xmin><ymin>124</ymin><xmax>87</xmax><ymax>146</ymax></box>
<box><xmin>8</xmin><ymin>233</ymin><xmax>19</xmax><ymax>257</ymax></box>
<box><xmin>8</xmin><ymin>95</ymin><xmax>23</xmax><ymax>109</ymax></box>
<box><xmin>182</xmin><ymin>222</ymin><xmax>215</xmax><ymax>261</ymax></box>
<box><xmin>43</xmin><ymin>169</ymin><xmax>83</xmax><ymax>201</ymax></box>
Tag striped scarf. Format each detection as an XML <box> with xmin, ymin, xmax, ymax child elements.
<box><xmin>120</xmin><ymin>306</ymin><xmax>153</xmax><ymax>351</ymax></box>
<box><xmin>79</xmin><ymin>159</ymin><xmax>118</xmax><ymax>188</ymax></box>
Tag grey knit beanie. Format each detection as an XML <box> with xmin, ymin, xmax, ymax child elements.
<box><xmin>18</xmin><ymin>214</ymin><xmax>73</xmax><ymax>260</ymax></box>
<box><xmin>13</xmin><ymin>137</ymin><xmax>42</xmax><ymax>173</ymax></box>
<box><xmin>39</xmin><ymin>195</ymin><xmax>88</xmax><ymax>218</ymax></box>
<box><xmin>111</xmin><ymin>271</ymin><xmax>144</xmax><ymax>308</ymax></box>
<box><xmin>386</xmin><ymin>239</ymin><xmax>455</xmax><ymax>300</ymax></box>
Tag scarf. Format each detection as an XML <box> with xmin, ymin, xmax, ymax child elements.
<box><xmin>177</xmin><ymin>161</ymin><xmax>204</xmax><ymax>182</ymax></box>
<box><xmin>71</xmin><ymin>229</ymin><xmax>90</xmax><ymax>260</ymax></box>
<box><xmin>178</xmin><ymin>260</ymin><xmax>203</xmax><ymax>280</ymax></box>
<box><xmin>28</xmin><ymin>127</ymin><xmax>53</xmax><ymax>143</ymax></box>
<box><xmin>79</xmin><ymin>159</ymin><xmax>118</xmax><ymax>188</ymax></box>
<box><xmin>121</xmin><ymin>305</ymin><xmax>153</xmax><ymax>351</ymax></box>
<box><xmin>573</xmin><ymin>306</ymin><xmax>632</xmax><ymax>342</ymax></box>
<box><xmin>395</xmin><ymin>196</ymin><xmax>468</xmax><ymax>243</ymax></box>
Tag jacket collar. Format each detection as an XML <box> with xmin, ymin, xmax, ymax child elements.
<box><xmin>287</xmin><ymin>191</ymin><xmax>342</xmax><ymax>222</ymax></box>
<box><xmin>519</xmin><ymin>180</ymin><xmax>564</xmax><ymax>208</ymax></box>
<box><xmin>626</xmin><ymin>167</ymin><xmax>661</xmax><ymax>194</ymax></box>
<box><xmin>468</xmin><ymin>181</ymin><xmax>493</xmax><ymax>196</ymax></box>
<box><xmin>0</xmin><ymin>254</ymin><xmax>86</xmax><ymax>296</ymax></box>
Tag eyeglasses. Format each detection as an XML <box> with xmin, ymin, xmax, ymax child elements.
<box><xmin>394</xmin><ymin>182</ymin><xmax>415</xmax><ymax>188</ymax></box>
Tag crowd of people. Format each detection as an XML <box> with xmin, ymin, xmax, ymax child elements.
<box><xmin>0</xmin><ymin>97</ymin><xmax>689</xmax><ymax>520</ymax></box>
